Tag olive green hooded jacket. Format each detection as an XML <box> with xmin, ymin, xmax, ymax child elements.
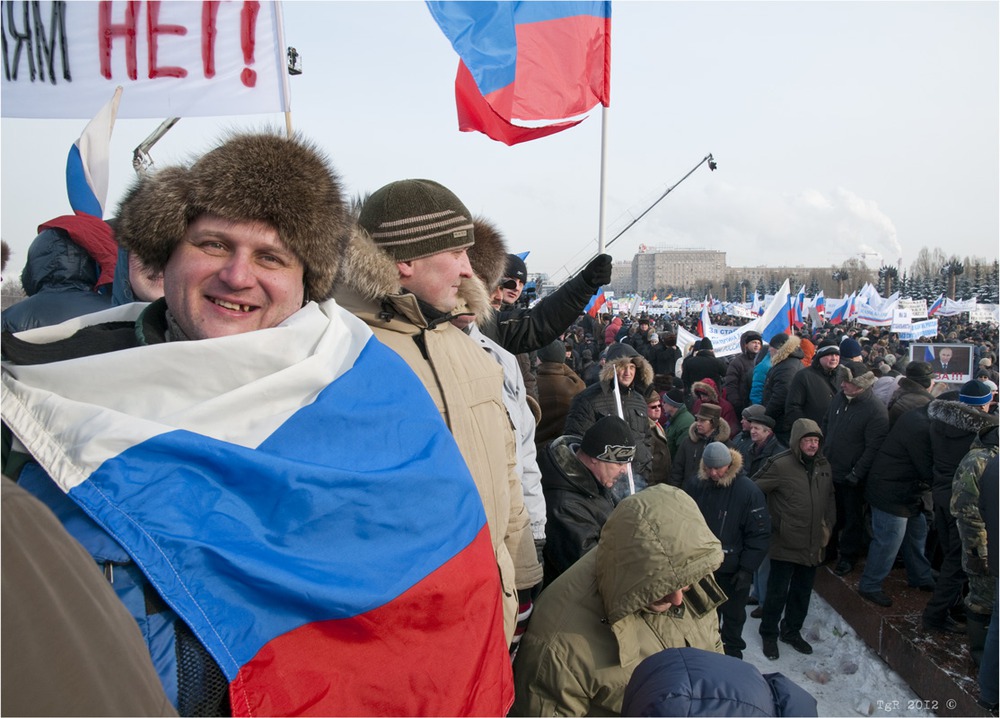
<box><xmin>511</xmin><ymin>485</ymin><xmax>725</xmax><ymax>716</ymax></box>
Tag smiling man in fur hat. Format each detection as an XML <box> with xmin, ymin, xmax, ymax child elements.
<box><xmin>1</xmin><ymin>137</ymin><xmax>516</xmax><ymax>715</ymax></box>
<box><xmin>334</xmin><ymin>179</ymin><xmax>541</xmax><ymax>648</ymax></box>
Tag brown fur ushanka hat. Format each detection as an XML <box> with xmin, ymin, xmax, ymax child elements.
<box><xmin>115</xmin><ymin>131</ymin><xmax>349</xmax><ymax>301</ymax></box>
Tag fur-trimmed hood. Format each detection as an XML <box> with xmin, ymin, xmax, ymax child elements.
<box><xmin>686</xmin><ymin>415</ymin><xmax>732</xmax><ymax>444</ymax></box>
<box><xmin>334</xmin><ymin>225</ymin><xmax>494</xmax><ymax>325</ymax></box>
<box><xmin>599</xmin><ymin>353</ymin><xmax>655</xmax><ymax>390</ymax></box>
<box><xmin>928</xmin><ymin>397</ymin><xmax>999</xmax><ymax>437</ymax></box>
<box><xmin>691</xmin><ymin>378</ymin><xmax>721</xmax><ymax>403</ymax></box>
<box><xmin>771</xmin><ymin>335</ymin><xmax>802</xmax><ymax>365</ymax></box>
<box><xmin>696</xmin><ymin>447</ymin><xmax>744</xmax><ymax>487</ymax></box>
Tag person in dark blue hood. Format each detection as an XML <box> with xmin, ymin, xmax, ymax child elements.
<box><xmin>622</xmin><ymin>647</ymin><xmax>817</xmax><ymax>717</ymax></box>
<box><xmin>2</xmin><ymin>217</ymin><xmax>117</xmax><ymax>333</ymax></box>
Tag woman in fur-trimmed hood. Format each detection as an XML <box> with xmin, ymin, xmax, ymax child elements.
<box><xmin>691</xmin><ymin>378</ymin><xmax>739</xmax><ymax>436</ymax></box>
<box><xmin>563</xmin><ymin>342</ymin><xmax>655</xmax><ymax>483</ymax></box>
<box><xmin>332</xmin><ymin>179</ymin><xmax>541</xmax><ymax>644</ymax></box>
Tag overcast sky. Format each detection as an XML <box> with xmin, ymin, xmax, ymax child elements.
<box><xmin>2</xmin><ymin>1</ymin><xmax>998</xmax><ymax>286</ymax></box>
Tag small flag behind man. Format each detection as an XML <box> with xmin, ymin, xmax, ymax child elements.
<box><xmin>66</xmin><ymin>86</ymin><xmax>122</xmax><ymax>218</ymax></box>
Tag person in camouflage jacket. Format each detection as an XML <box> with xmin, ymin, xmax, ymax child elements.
<box><xmin>952</xmin><ymin>423</ymin><xmax>999</xmax><ymax>668</ymax></box>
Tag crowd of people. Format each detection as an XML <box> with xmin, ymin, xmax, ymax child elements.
<box><xmin>0</xmin><ymin>128</ymin><xmax>996</xmax><ymax>717</ymax></box>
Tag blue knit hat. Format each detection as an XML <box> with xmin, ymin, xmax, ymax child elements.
<box><xmin>839</xmin><ymin>337</ymin><xmax>863</xmax><ymax>359</ymax></box>
<box><xmin>959</xmin><ymin>380</ymin><xmax>993</xmax><ymax>406</ymax></box>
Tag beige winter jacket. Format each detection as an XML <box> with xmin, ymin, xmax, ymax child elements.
<box><xmin>511</xmin><ymin>485</ymin><xmax>725</xmax><ymax>716</ymax></box>
<box><xmin>333</xmin><ymin>230</ymin><xmax>541</xmax><ymax>642</ymax></box>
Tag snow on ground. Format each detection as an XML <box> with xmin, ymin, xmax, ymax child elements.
<box><xmin>740</xmin><ymin>596</ymin><xmax>937</xmax><ymax>717</ymax></box>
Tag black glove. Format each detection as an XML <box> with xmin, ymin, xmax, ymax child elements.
<box><xmin>732</xmin><ymin>569</ymin><xmax>753</xmax><ymax>594</ymax></box>
<box><xmin>581</xmin><ymin>254</ymin><xmax>613</xmax><ymax>289</ymax></box>
<box><xmin>845</xmin><ymin>470</ymin><xmax>860</xmax><ymax>486</ymax></box>
<box><xmin>534</xmin><ymin>538</ymin><xmax>546</xmax><ymax>566</ymax></box>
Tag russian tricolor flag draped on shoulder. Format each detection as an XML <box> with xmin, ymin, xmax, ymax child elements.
<box><xmin>1</xmin><ymin>301</ymin><xmax>512</xmax><ymax>716</ymax></box>
<box><xmin>427</xmin><ymin>1</ymin><xmax>611</xmax><ymax>145</ymax></box>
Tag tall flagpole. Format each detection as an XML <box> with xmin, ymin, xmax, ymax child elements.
<box><xmin>597</xmin><ymin>106</ymin><xmax>610</xmax><ymax>254</ymax></box>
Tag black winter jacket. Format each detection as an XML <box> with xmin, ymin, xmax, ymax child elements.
<box><xmin>539</xmin><ymin>436</ymin><xmax>618</xmax><ymax>584</ymax></box>
<box><xmin>1</xmin><ymin>228</ymin><xmax>113</xmax><ymax>333</ymax></box>
<box><xmin>482</xmin><ymin>273</ymin><xmax>596</xmax><ymax>354</ymax></box>
<box><xmin>822</xmin><ymin>388</ymin><xmax>889</xmax><ymax>485</ymax></box>
<box><xmin>784</xmin><ymin>358</ymin><xmax>840</xmax><ymax>436</ymax></box>
<box><xmin>762</xmin><ymin>337</ymin><xmax>803</xmax><ymax>442</ymax></box>
<box><xmin>866</xmin><ymin>404</ymin><xmax>933</xmax><ymax>517</ymax></box>
<box><xmin>927</xmin><ymin>395</ymin><xmax>999</xmax><ymax>504</ymax></box>
<box><xmin>563</xmin><ymin>356</ymin><xmax>654</xmax><ymax>477</ymax></box>
<box><xmin>682</xmin><ymin>449</ymin><xmax>770</xmax><ymax>575</ymax></box>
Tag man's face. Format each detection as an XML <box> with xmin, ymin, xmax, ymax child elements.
<box><xmin>694</xmin><ymin>417</ymin><xmax>714</xmax><ymax>437</ymax></box>
<box><xmin>616</xmin><ymin>362</ymin><xmax>636</xmax><ymax>387</ymax></box>
<box><xmin>648</xmin><ymin>586</ymin><xmax>690</xmax><ymax>613</ymax></box>
<box><xmin>489</xmin><ymin>285</ymin><xmax>504</xmax><ymax>310</ymax></box>
<box><xmin>397</xmin><ymin>248</ymin><xmax>473</xmax><ymax>313</ymax></box>
<box><xmin>939</xmin><ymin>348</ymin><xmax>953</xmax><ymax>365</ymax></box>
<box><xmin>647</xmin><ymin>400</ymin><xmax>663</xmax><ymax>422</ymax></box>
<box><xmin>500</xmin><ymin>277</ymin><xmax>524</xmax><ymax>305</ymax></box>
<box><xmin>819</xmin><ymin>353</ymin><xmax>840</xmax><ymax>372</ymax></box>
<box><xmin>745</xmin><ymin>339</ymin><xmax>762</xmax><ymax>355</ymax></box>
<box><xmin>163</xmin><ymin>215</ymin><xmax>305</xmax><ymax>340</ymax></box>
<box><xmin>590</xmin><ymin>459</ymin><xmax>629</xmax><ymax>489</ymax></box>
<box><xmin>841</xmin><ymin>380</ymin><xmax>864</xmax><ymax>398</ymax></box>
<box><xmin>662</xmin><ymin>403</ymin><xmax>679</xmax><ymax>419</ymax></box>
<box><xmin>750</xmin><ymin>423</ymin><xmax>772</xmax><ymax>446</ymax></box>
<box><xmin>799</xmin><ymin>436</ymin><xmax>821</xmax><ymax>457</ymax></box>
<box><xmin>705</xmin><ymin>464</ymin><xmax>730</xmax><ymax>483</ymax></box>
<box><xmin>740</xmin><ymin>416</ymin><xmax>753</xmax><ymax>433</ymax></box>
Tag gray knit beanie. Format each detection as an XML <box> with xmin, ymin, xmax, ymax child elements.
<box><xmin>702</xmin><ymin>442</ymin><xmax>732</xmax><ymax>468</ymax></box>
<box><xmin>358</xmin><ymin>179</ymin><xmax>474</xmax><ymax>262</ymax></box>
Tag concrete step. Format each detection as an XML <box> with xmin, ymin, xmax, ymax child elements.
<box><xmin>813</xmin><ymin>560</ymin><xmax>991</xmax><ymax>717</ymax></box>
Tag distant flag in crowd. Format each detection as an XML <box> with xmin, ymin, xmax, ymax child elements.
<box><xmin>814</xmin><ymin>290</ymin><xmax>826</xmax><ymax>319</ymax></box>
<box><xmin>928</xmin><ymin>293</ymin><xmax>944</xmax><ymax>317</ymax></box>
<box><xmin>585</xmin><ymin>288</ymin><xmax>608</xmax><ymax>317</ymax></box>
<box><xmin>3</xmin><ymin>303</ymin><xmax>513</xmax><ymax>716</ymax></box>
<box><xmin>758</xmin><ymin>279</ymin><xmax>792</xmax><ymax>342</ymax></box>
<box><xmin>696</xmin><ymin>297</ymin><xmax>712</xmax><ymax>337</ymax></box>
<box><xmin>66</xmin><ymin>86</ymin><xmax>122</xmax><ymax>218</ymax></box>
<box><xmin>651</xmin><ymin>293</ymin><xmax>658</xmax><ymax>301</ymax></box>
<box><xmin>665</xmin><ymin>293</ymin><xmax>673</xmax><ymax>300</ymax></box>
<box><xmin>751</xmin><ymin>292</ymin><xmax>763</xmax><ymax>316</ymax></box>
<box><xmin>828</xmin><ymin>295</ymin><xmax>849</xmax><ymax>325</ymax></box>
<box><xmin>793</xmin><ymin>285</ymin><xmax>806</xmax><ymax>328</ymax></box>
<box><xmin>426</xmin><ymin>1</ymin><xmax>611</xmax><ymax>145</ymax></box>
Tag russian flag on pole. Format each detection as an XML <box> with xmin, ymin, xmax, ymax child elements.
<box><xmin>792</xmin><ymin>285</ymin><xmax>806</xmax><ymax>328</ymax></box>
<box><xmin>814</xmin><ymin>290</ymin><xmax>826</xmax><ymax>319</ymax></box>
<box><xmin>2</xmin><ymin>301</ymin><xmax>512</xmax><ymax>717</ymax></box>
<box><xmin>66</xmin><ymin>86</ymin><xmax>122</xmax><ymax>218</ymax></box>
<box><xmin>426</xmin><ymin>1</ymin><xmax>611</xmax><ymax>145</ymax></box>
<box><xmin>928</xmin><ymin>293</ymin><xmax>944</xmax><ymax>317</ymax></box>
<box><xmin>697</xmin><ymin>297</ymin><xmax>712</xmax><ymax>337</ymax></box>
<box><xmin>585</xmin><ymin>288</ymin><xmax>608</xmax><ymax>317</ymax></box>
<box><xmin>757</xmin><ymin>279</ymin><xmax>792</xmax><ymax>343</ymax></box>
